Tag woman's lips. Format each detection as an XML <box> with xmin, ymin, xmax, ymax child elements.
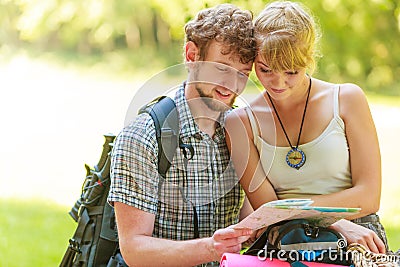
<box><xmin>271</xmin><ymin>88</ymin><xmax>285</xmax><ymax>94</ymax></box>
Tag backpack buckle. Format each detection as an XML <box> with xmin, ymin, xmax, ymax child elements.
<box><xmin>304</xmin><ymin>224</ymin><xmax>319</xmax><ymax>238</ymax></box>
<box><xmin>68</xmin><ymin>238</ymin><xmax>81</xmax><ymax>253</ymax></box>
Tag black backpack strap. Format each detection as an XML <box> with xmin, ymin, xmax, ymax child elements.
<box><xmin>138</xmin><ymin>96</ymin><xmax>179</xmax><ymax>178</ymax></box>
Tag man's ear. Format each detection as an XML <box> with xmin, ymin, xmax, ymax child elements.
<box><xmin>185</xmin><ymin>41</ymin><xmax>200</xmax><ymax>62</ymax></box>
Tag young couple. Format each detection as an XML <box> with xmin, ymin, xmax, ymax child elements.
<box><xmin>108</xmin><ymin>2</ymin><xmax>389</xmax><ymax>266</ymax></box>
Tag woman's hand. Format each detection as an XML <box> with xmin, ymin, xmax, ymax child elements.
<box><xmin>330</xmin><ymin>219</ymin><xmax>386</xmax><ymax>254</ymax></box>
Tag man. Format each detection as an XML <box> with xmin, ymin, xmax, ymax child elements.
<box><xmin>108</xmin><ymin>4</ymin><xmax>256</xmax><ymax>267</ymax></box>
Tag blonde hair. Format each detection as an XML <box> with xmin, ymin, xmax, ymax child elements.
<box><xmin>254</xmin><ymin>1</ymin><xmax>321</xmax><ymax>73</ymax></box>
<box><xmin>185</xmin><ymin>4</ymin><xmax>256</xmax><ymax>64</ymax></box>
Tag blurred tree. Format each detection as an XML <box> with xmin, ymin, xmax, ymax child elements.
<box><xmin>312</xmin><ymin>0</ymin><xmax>400</xmax><ymax>95</ymax></box>
<box><xmin>0</xmin><ymin>0</ymin><xmax>399</xmax><ymax>95</ymax></box>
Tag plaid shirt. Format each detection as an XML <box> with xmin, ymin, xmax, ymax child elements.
<box><xmin>108</xmin><ymin>84</ymin><xmax>244</xmax><ymax>242</ymax></box>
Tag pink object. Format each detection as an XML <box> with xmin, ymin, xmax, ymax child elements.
<box><xmin>220</xmin><ymin>253</ymin><xmax>347</xmax><ymax>267</ymax></box>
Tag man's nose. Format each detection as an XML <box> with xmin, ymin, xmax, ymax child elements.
<box><xmin>217</xmin><ymin>71</ymin><xmax>238</xmax><ymax>92</ymax></box>
<box><xmin>227</xmin><ymin>71</ymin><xmax>247</xmax><ymax>94</ymax></box>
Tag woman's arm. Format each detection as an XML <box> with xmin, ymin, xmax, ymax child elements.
<box><xmin>311</xmin><ymin>83</ymin><xmax>381</xmax><ymax>217</ymax></box>
<box><xmin>225</xmin><ymin>108</ymin><xmax>278</xmax><ymax>209</ymax></box>
<box><xmin>239</xmin><ymin>196</ymin><xmax>254</xmax><ymax>221</ymax></box>
<box><xmin>311</xmin><ymin>84</ymin><xmax>385</xmax><ymax>253</ymax></box>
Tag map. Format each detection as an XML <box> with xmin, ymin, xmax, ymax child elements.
<box><xmin>234</xmin><ymin>199</ymin><xmax>361</xmax><ymax>230</ymax></box>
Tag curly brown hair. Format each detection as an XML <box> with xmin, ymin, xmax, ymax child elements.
<box><xmin>184</xmin><ymin>4</ymin><xmax>256</xmax><ymax>64</ymax></box>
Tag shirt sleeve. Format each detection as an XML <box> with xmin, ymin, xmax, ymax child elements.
<box><xmin>108</xmin><ymin>113</ymin><xmax>160</xmax><ymax>214</ymax></box>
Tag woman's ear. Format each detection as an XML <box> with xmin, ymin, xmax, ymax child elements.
<box><xmin>185</xmin><ymin>41</ymin><xmax>199</xmax><ymax>62</ymax></box>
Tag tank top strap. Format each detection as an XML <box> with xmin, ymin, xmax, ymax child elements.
<box><xmin>333</xmin><ymin>85</ymin><xmax>340</xmax><ymax>118</ymax></box>
<box><xmin>245</xmin><ymin>107</ymin><xmax>260</xmax><ymax>146</ymax></box>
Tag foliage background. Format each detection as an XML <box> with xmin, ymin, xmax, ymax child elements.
<box><xmin>0</xmin><ymin>0</ymin><xmax>399</xmax><ymax>266</ymax></box>
<box><xmin>1</xmin><ymin>0</ymin><xmax>400</xmax><ymax>96</ymax></box>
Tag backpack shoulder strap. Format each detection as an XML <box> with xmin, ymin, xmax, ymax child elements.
<box><xmin>138</xmin><ymin>96</ymin><xmax>179</xmax><ymax>178</ymax></box>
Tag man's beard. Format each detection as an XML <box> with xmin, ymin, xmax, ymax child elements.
<box><xmin>195</xmin><ymin>85</ymin><xmax>235</xmax><ymax>112</ymax></box>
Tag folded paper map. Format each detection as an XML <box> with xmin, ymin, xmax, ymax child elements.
<box><xmin>234</xmin><ymin>199</ymin><xmax>360</xmax><ymax>230</ymax></box>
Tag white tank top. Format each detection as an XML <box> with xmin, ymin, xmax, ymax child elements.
<box><xmin>246</xmin><ymin>85</ymin><xmax>352</xmax><ymax>199</ymax></box>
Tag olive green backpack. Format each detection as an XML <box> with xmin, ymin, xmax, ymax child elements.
<box><xmin>60</xmin><ymin>96</ymin><xmax>180</xmax><ymax>267</ymax></box>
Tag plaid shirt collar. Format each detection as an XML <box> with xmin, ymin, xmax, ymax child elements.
<box><xmin>175</xmin><ymin>82</ymin><xmax>228</xmax><ymax>140</ymax></box>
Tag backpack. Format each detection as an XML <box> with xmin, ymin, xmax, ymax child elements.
<box><xmin>60</xmin><ymin>96</ymin><xmax>180</xmax><ymax>267</ymax></box>
<box><xmin>244</xmin><ymin>219</ymin><xmax>352</xmax><ymax>266</ymax></box>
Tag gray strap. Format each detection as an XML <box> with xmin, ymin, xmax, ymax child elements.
<box><xmin>139</xmin><ymin>96</ymin><xmax>179</xmax><ymax>178</ymax></box>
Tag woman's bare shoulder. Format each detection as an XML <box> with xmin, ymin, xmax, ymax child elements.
<box><xmin>337</xmin><ymin>83</ymin><xmax>368</xmax><ymax>109</ymax></box>
<box><xmin>314</xmin><ymin>79</ymin><xmax>366</xmax><ymax>101</ymax></box>
<box><xmin>337</xmin><ymin>83</ymin><xmax>371</xmax><ymax>121</ymax></box>
<box><xmin>339</xmin><ymin>83</ymin><xmax>365</xmax><ymax>97</ymax></box>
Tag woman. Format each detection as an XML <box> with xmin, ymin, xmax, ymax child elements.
<box><xmin>226</xmin><ymin>1</ymin><xmax>389</xmax><ymax>253</ymax></box>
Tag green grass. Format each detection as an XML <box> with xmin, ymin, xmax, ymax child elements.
<box><xmin>0</xmin><ymin>198</ymin><xmax>398</xmax><ymax>267</ymax></box>
<box><xmin>385</xmin><ymin>225</ymin><xmax>400</xmax><ymax>252</ymax></box>
<box><xmin>0</xmin><ymin>198</ymin><xmax>76</xmax><ymax>267</ymax></box>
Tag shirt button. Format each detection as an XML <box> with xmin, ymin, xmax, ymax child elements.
<box><xmin>194</xmin><ymin>133</ymin><xmax>202</xmax><ymax>140</ymax></box>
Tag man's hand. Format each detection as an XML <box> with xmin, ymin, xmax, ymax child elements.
<box><xmin>208</xmin><ymin>227</ymin><xmax>252</xmax><ymax>261</ymax></box>
<box><xmin>241</xmin><ymin>227</ymin><xmax>266</xmax><ymax>247</ymax></box>
<box><xmin>330</xmin><ymin>219</ymin><xmax>386</xmax><ymax>254</ymax></box>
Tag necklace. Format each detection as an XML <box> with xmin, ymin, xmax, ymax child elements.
<box><xmin>266</xmin><ymin>77</ymin><xmax>312</xmax><ymax>170</ymax></box>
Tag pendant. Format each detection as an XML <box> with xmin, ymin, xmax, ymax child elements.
<box><xmin>286</xmin><ymin>148</ymin><xmax>306</xmax><ymax>169</ymax></box>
